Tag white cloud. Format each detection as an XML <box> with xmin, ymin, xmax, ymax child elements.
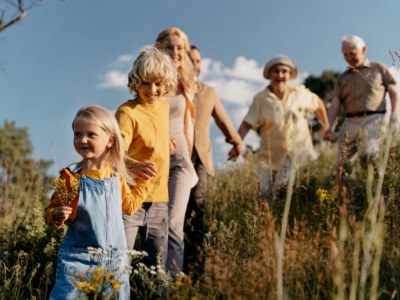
<box><xmin>117</xmin><ymin>54</ymin><xmax>134</xmax><ymax>63</ymax></box>
<box><xmin>97</xmin><ymin>54</ymin><xmax>134</xmax><ymax>89</ymax></box>
<box><xmin>206</xmin><ymin>78</ymin><xmax>263</xmax><ymax>106</ymax></box>
<box><xmin>200</xmin><ymin>56</ymin><xmax>265</xmax><ymax>107</ymax></box>
<box><xmin>229</xmin><ymin>105</ymin><xmax>251</xmax><ymax>128</ymax></box>
<box><xmin>97</xmin><ymin>70</ymin><xmax>127</xmax><ymax>89</ymax></box>
<box><xmin>223</xmin><ymin>56</ymin><xmax>265</xmax><ymax>82</ymax></box>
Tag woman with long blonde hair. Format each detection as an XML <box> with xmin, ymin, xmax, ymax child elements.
<box><xmin>155</xmin><ymin>27</ymin><xmax>198</xmax><ymax>275</ymax></box>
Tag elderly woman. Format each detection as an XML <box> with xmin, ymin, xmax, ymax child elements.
<box><xmin>229</xmin><ymin>56</ymin><xmax>329</xmax><ymax>205</ymax></box>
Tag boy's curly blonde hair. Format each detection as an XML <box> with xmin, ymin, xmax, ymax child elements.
<box><xmin>128</xmin><ymin>46</ymin><xmax>178</xmax><ymax>96</ymax></box>
<box><xmin>155</xmin><ymin>27</ymin><xmax>196</xmax><ymax>95</ymax></box>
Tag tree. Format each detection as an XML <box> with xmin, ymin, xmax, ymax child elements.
<box><xmin>0</xmin><ymin>120</ymin><xmax>52</xmax><ymax>215</ymax></box>
<box><xmin>304</xmin><ymin>70</ymin><xmax>340</xmax><ymax>141</ymax></box>
<box><xmin>0</xmin><ymin>0</ymin><xmax>45</xmax><ymax>33</ymax></box>
<box><xmin>304</xmin><ymin>70</ymin><xmax>340</xmax><ymax>105</ymax></box>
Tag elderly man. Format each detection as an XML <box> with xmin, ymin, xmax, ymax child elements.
<box><xmin>184</xmin><ymin>45</ymin><xmax>242</xmax><ymax>272</ymax></box>
<box><xmin>325</xmin><ymin>35</ymin><xmax>399</xmax><ymax>162</ymax></box>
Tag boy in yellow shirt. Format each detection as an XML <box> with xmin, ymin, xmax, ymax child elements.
<box><xmin>115</xmin><ymin>46</ymin><xmax>177</xmax><ymax>267</ymax></box>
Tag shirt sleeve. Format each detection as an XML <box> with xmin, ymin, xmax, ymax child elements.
<box><xmin>380</xmin><ymin>63</ymin><xmax>396</xmax><ymax>88</ymax></box>
<box><xmin>115</xmin><ymin>106</ymin><xmax>140</xmax><ymax>167</ymax></box>
<box><xmin>333</xmin><ymin>76</ymin><xmax>342</xmax><ymax>102</ymax></box>
<box><xmin>115</xmin><ymin>106</ymin><xmax>135</xmax><ymax>154</ymax></box>
<box><xmin>243</xmin><ymin>96</ymin><xmax>261</xmax><ymax>130</ymax></box>
<box><xmin>211</xmin><ymin>87</ymin><xmax>242</xmax><ymax>145</ymax></box>
<box><xmin>119</xmin><ymin>176</ymin><xmax>144</xmax><ymax>215</ymax></box>
<box><xmin>304</xmin><ymin>88</ymin><xmax>320</xmax><ymax>113</ymax></box>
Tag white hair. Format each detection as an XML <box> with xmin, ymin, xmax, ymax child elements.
<box><xmin>341</xmin><ymin>35</ymin><xmax>366</xmax><ymax>49</ymax></box>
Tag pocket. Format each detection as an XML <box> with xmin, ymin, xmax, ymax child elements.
<box><xmin>59</xmin><ymin>248</ymin><xmax>92</xmax><ymax>276</ymax></box>
<box><xmin>148</xmin><ymin>203</ymin><xmax>168</xmax><ymax>225</ymax></box>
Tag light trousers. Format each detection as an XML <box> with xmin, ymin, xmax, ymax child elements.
<box><xmin>166</xmin><ymin>152</ymin><xmax>198</xmax><ymax>275</ymax></box>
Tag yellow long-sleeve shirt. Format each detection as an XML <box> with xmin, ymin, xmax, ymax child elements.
<box><xmin>115</xmin><ymin>98</ymin><xmax>170</xmax><ymax>202</ymax></box>
<box><xmin>44</xmin><ymin>165</ymin><xmax>141</xmax><ymax>228</ymax></box>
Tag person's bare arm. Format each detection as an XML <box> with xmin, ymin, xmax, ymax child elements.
<box><xmin>324</xmin><ymin>96</ymin><xmax>341</xmax><ymax>141</ymax></box>
<box><xmin>315</xmin><ymin>98</ymin><xmax>329</xmax><ymax>138</ymax></box>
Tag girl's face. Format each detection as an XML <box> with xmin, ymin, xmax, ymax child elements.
<box><xmin>137</xmin><ymin>77</ymin><xmax>164</xmax><ymax>106</ymax></box>
<box><xmin>161</xmin><ymin>34</ymin><xmax>185</xmax><ymax>69</ymax></box>
<box><xmin>269</xmin><ymin>65</ymin><xmax>291</xmax><ymax>90</ymax></box>
<box><xmin>73</xmin><ymin>117</ymin><xmax>114</xmax><ymax>169</ymax></box>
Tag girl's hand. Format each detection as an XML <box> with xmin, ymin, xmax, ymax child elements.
<box><xmin>129</xmin><ymin>161</ymin><xmax>157</xmax><ymax>180</ymax></box>
<box><xmin>52</xmin><ymin>206</ymin><xmax>73</xmax><ymax>222</ymax></box>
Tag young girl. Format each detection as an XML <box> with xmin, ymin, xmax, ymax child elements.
<box><xmin>45</xmin><ymin>105</ymin><xmax>140</xmax><ymax>299</ymax></box>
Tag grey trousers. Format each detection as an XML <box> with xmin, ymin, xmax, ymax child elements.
<box><xmin>166</xmin><ymin>152</ymin><xmax>198</xmax><ymax>275</ymax></box>
<box><xmin>123</xmin><ymin>202</ymin><xmax>168</xmax><ymax>267</ymax></box>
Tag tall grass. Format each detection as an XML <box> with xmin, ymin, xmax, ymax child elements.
<box><xmin>1</xmin><ymin>133</ymin><xmax>400</xmax><ymax>298</ymax></box>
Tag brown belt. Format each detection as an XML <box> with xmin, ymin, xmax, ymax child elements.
<box><xmin>345</xmin><ymin>110</ymin><xmax>386</xmax><ymax>118</ymax></box>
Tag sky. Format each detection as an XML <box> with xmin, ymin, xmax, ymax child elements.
<box><xmin>2</xmin><ymin>0</ymin><xmax>400</xmax><ymax>175</ymax></box>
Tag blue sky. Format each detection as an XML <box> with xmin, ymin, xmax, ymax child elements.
<box><xmin>2</xmin><ymin>0</ymin><xmax>400</xmax><ymax>175</ymax></box>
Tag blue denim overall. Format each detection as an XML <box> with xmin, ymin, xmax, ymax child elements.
<box><xmin>50</xmin><ymin>165</ymin><xmax>130</xmax><ymax>299</ymax></box>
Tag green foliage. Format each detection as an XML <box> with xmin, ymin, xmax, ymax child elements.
<box><xmin>1</xmin><ymin>121</ymin><xmax>400</xmax><ymax>299</ymax></box>
<box><xmin>304</xmin><ymin>70</ymin><xmax>340</xmax><ymax>104</ymax></box>
<box><xmin>0</xmin><ymin>121</ymin><xmax>52</xmax><ymax>217</ymax></box>
<box><xmin>0</xmin><ymin>195</ymin><xmax>65</xmax><ymax>299</ymax></box>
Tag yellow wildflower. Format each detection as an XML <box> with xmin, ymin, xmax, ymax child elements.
<box><xmin>74</xmin><ymin>281</ymin><xmax>88</xmax><ymax>290</ymax></box>
<box><xmin>110</xmin><ymin>279</ymin><xmax>121</xmax><ymax>290</ymax></box>
<box><xmin>50</xmin><ymin>169</ymin><xmax>80</xmax><ymax>206</ymax></box>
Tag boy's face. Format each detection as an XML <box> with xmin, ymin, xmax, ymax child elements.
<box><xmin>137</xmin><ymin>77</ymin><xmax>164</xmax><ymax>106</ymax></box>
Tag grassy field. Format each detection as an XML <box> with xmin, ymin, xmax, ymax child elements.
<box><xmin>1</xmin><ymin>133</ymin><xmax>400</xmax><ymax>299</ymax></box>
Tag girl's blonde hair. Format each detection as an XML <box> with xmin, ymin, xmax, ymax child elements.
<box><xmin>128</xmin><ymin>46</ymin><xmax>178</xmax><ymax>96</ymax></box>
<box><xmin>72</xmin><ymin>105</ymin><xmax>135</xmax><ymax>186</ymax></box>
<box><xmin>155</xmin><ymin>27</ymin><xmax>196</xmax><ymax>94</ymax></box>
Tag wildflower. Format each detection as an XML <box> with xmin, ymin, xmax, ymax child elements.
<box><xmin>74</xmin><ymin>281</ymin><xmax>88</xmax><ymax>290</ymax></box>
<box><xmin>316</xmin><ymin>188</ymin><xmax>329</xmax><ymax>201</ymax></box>
<box><xmin>110</xmin><ymin>279</ymin><xmax>121</xmax><ymax>290</ymax></box>
<box><xmin>50</xmin><ymin>175</ymin><xmax>79</xmax><ymax>206</ymax></box>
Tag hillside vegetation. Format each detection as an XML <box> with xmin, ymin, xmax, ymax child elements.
<box><xmin>1</xmin><ymin>121</ymin><xmax>400</xmax><ymax>299</ymax></box>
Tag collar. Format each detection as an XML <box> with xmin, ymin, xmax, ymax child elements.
<box><xmin>346</xmin><ymin>59</ymin><xmax>371</xmax><ymax>73</ymax></box>
<box><xmin>265</xmin><ymin>84</ymin><xmax>295</xmax><ymax>99</ymax></box>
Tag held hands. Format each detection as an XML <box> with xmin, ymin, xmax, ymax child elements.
<box><xmin>129</xmin><ymin>161</ymin><xmax>158</xmax><ymax>180</ymax></box>
<box><xmin>323</xmin><ymin>131</ymin><xmax>338</xmax><ymax>142</ymax></box>
<box><xmin>228</xmin><ymin>143</ymin><xmax>243</xmax><ymax>161</ymax></box>
<box><xmin>52</xmin><ymin>206</ymin><xmax>73</xmax><ymax>222</ymax></box>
